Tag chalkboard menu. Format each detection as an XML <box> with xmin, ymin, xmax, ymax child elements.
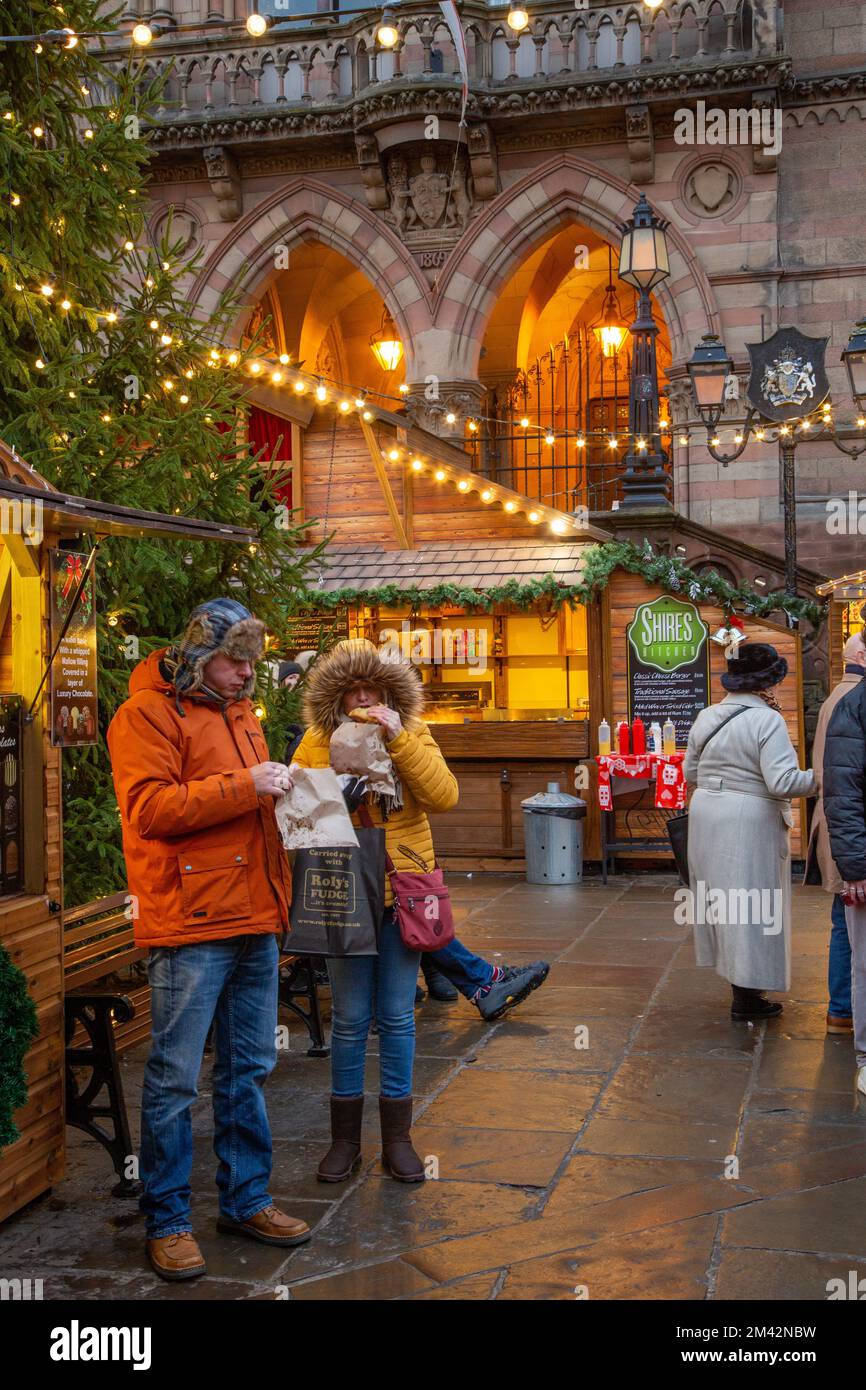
<box><xmin>626</xmin><ymin>596</ymin><xmax>710</xmax><ymax>746</ymax></box>
<box><xmin>284</xmin><ymin>609</ymin><xmax>349</xmax><ymax>655</ymax></box>
<box><xmin>49</xmin><ymin>549</ymin><xmax>98</xmax><ymax>748</ymax></box>
<box><xmin>0</xmin><ymin>696</ymin><xmax>23</xmax><ymax>895</ymax></box>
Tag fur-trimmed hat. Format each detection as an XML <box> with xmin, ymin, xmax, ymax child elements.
<box><xmin>720</xmin><ymin>642</ymin><xmax>788</xmax><ymax>693</ymax></box>
<box><xmin>167</xmin><ymin>598</ymin><xmax>265</xmax><ymax>700</ymax></box>
<box><xmin>303</xmin><ymin>638</ymin><xmax>424</xmax><ymax>734</ymax></box>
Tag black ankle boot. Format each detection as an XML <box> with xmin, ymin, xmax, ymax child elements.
<box><xmin>731</xmin><ymin>985</ymin><xmax>783</xmax><ymax>1021</ymax></box>
<box><xmin>420</xmin><ymin>956</ymin><xmax>458</xmax><ymax>1002</ymax></box>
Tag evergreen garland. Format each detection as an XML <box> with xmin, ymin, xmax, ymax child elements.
<box><xmin>0</xmin><ymin>942</ymin><xmax>38</xmax><ymax>1153</ymax></box>
<box><xmin>292</xmin><ymin>539</ymin><xmax>827</xmax><ymax>629</ymax></box>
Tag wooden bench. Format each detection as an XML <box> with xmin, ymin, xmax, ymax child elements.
<box><xmin>63</xmin><ymin>893</ymin><xmax>328</xmax><ymax>1197</ymax></box>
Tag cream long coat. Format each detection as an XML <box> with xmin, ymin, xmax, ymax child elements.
<box><xmin>683</xmin><ymin>692</ymin><xmax>816</xmax><ymax>991</ymax></box>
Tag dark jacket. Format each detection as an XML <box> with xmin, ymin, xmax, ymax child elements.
<box><xmin>823</xmin><ymin>677</ymin><xmax>866</xmax><ymax>883</ymax></box>
<box><xmin>284</xmin><ymin>723</ymin><xmax>305</xmax><ymax>765</ymax></box>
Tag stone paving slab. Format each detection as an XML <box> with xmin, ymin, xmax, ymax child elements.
<box><xmin>3</xmin><ymin>872</ymin><xmax>866</xmax><ymax>1301</ymax></box>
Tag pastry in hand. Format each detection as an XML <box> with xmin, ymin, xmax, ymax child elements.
<box><xmin>348</xmin><ymin>707</ymin><xmax>375</xmax><ymax>723</ymax></box>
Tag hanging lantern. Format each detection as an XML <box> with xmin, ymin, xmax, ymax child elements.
<box><xmin>591</xmin><ymin>246</ymin><xmax>628</xmax><ymax>358</ymax></box>
<box><xmin>369</xmin><ymin>309</ymin><xmax>403</xmax><ymax>372</ymax></box>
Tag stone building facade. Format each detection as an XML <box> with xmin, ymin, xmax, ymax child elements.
<box><xmin>116</xmin><ymin>0</ymin><xmax>866</xmax><ymax>587</ymax></box>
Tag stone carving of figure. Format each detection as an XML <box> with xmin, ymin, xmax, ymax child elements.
<box><xmin>386</xmin><ymin>155</ymin><xmax>417</xmax><ymax>235</ymax></box>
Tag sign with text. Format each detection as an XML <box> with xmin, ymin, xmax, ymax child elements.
<box><xmin>0</xmin><ymin>696</ymin><xmax>23</xmax><ymax>894</ymax></box>
<box><xmin>284</xmin><ymin>609</ymin><xmax>349</xmax><ymax>656</ymax></box>
<box><xmin>626</xmin><ymin>595</ymin><xmax>710</xmax><ymax>745</ymax></box>
<box><xmin>49</xmin><ymin>550</ymin><xmax>98</xmax><ymax>748</ymax></box>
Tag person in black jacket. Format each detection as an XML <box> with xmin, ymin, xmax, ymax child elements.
<box><xmin>279</xmin><ymin>660</ymin><xmax>306</xmax><ymax>764</ymax></box>
<box><xmin>822</xmin><ymin>675</ymin><xmax>866</xmax><ymax>1097</ymax></box>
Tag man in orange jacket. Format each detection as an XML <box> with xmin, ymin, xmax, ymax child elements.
<box><xmin>107</xmin><ymin>597</ymin><xmax>310</xmax><ymax>1282</ymax></box>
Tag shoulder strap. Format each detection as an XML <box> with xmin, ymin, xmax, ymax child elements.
<box><xmin>356</xmin><ymin>801</ymin><xmax>396</xmax><ymax>874</ymax></box>
<box><xmin>696</xmin><ymin>705</ymin><xmax>750</xmax><ymax>769</ymax></box>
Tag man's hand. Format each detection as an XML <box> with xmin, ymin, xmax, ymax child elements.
<box><xmin>844</xmin><ymin>879</ymin><xmax>866</xmax><ymax>906</ymax></box>
<box><xmin>250</xmin><ymin>761</ymin><xmax>293</xmax><ymax>798</ymax></box>
<box><xmin>366</xmin><ymin>705</ymin><xmax>402</xmax><ymax>740</ymax></box>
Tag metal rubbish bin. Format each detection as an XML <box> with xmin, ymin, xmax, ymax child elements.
<box><xmin>521</xmin><ymin>782</ymin><xmax>587</xmax><ymax>885</ymax></box>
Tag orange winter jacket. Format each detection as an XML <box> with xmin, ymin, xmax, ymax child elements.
<box><xmin>107</xmin><ymin>649</ymin><xmax>291</xmax><ymax>949</ymax></box>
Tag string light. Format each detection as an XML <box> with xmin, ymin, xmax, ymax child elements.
<box><xmin>315</xmin><ymin>381</ymin><xmax>327</xmax><ymax>402</ymax></box>
<box><xmin>411</xmin><ymin>459</ymin><xmax>423</xmax><ymax>472</ymax></box>
<box><xmin>434</xmin><ymin>469</ymin><xmax>446</xmax><ymax>481</ymax></box>
<box><xmin>388</xmin><ymin>448</ymin><xmax>400</xmax><ymax>461</ymax></box>
<box><xmin>445</xmin><ymin>412</ymin><xmax>457</xmax><ymax>425</ymax></box>
<box><xmin>481</xmin><ymin>488</ymin><xmax>493</xmax><ymax>501</ymax></box>
<box><xmin>519</xmin><ymin>417</ymin><xmax>530</xmax><ymax>429</ymax></box>
<box><xmin>457</xmin><ymin>479</ymin><xmax>470</xmax><ymax>492</ymax></box>
<box><xmin>528</xmin><ymin>510</ymin><xmax>541</xmax><ymax>523</ymax></box>
<box><xmin>545</xmin><ymin>432</ymin><xmax>555</xmax><ymax>446</ymax></box>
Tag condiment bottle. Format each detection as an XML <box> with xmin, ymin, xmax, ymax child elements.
<box><xmin>598</xmin><ymin>718</ymin><xmax>611</xmax><ymax>755</ymax></box>
<box><xmin>617</xmin><ymin>720</ymin><xmax>631</xmax><ymax>755</ymax></box>
<box><xmin>662</xmin><ymin>718</ymin><xmax>676</xmax><ymax>755</ymax></box>
<box><xmin>631</xmin><ymin>716</ymin><xmax>646</xmax><ymax>755</ymax></box>
<box><xmin>649</xmin><ymin>722</ymin><xmax>662</xmax><ymax>754</ymax></box>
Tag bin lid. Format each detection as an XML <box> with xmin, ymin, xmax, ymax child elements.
<box><xmin>521</xmin><ymin>781</ymin><xmax>586</xmax><ymax>816</ymax></box>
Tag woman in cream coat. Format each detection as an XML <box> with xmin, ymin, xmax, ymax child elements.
<box><xmin>684</xmin><ymin>643</ymin><xmax>816</xmax><ymax>1020</ymax></box>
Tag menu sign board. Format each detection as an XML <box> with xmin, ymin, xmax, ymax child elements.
<box><xmin>626</xmin><ymin>596</ymin><xmax>710</xmax><ymax>745</ymax></box>
<box><xmin>284</xmin><ymin>609</ymin><xmax>349</xmax><ymax>654</ymax></box>
<box><xmin>0</xmin><ymin>696</ymin><xmax>23</xmax><ymax>894</ymax></box>
<box><xmin>49</xmin><ymin>550</ymin><xmax>98</xmax><ymax>748</ymax></box>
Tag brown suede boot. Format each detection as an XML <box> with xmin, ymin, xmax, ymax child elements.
<box><xmin>379</xmin><ymin>1095</ymin><xmax>425</xmax><ymax>1182</ymax></box>
<box><xmin>317</xmin><ymin>1095</ymin><xmax>364</xmax><ymax>1183</ymax></box>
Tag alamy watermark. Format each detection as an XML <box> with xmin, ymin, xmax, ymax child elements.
<box><xmin>0</xmin><ymin>497</ymin><xmax>43</xmax><ymax>545</ymax></box>
<box><xmin>674</xmin><ymin>99</ymin><xmax>782</xmax><ymax>159</ymax></box>
<box><xmin>379</xmin><ymin>621</ymin><xmax>488</xmax><ymax>673</ymax></box>
<box><xmin>674</xmin><ymin>882</ymin><xmax>783</xmax><ymax>936</ymax></box>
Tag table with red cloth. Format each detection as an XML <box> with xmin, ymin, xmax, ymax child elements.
<box><xmin>595</xmin><ymin>751</ymin><xmax>687</xmax><ymax>811</ymax></box>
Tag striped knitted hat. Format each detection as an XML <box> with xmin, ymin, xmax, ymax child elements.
<box><xmin>167</xmin><ymin>598</ymin><xmax>266</xmax><ymax>700</ymax></box>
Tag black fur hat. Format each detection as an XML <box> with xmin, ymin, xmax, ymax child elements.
<box><xmin>720</xmin><ymin>642</ymin><xmax>788</xmax><ymax>692</ymax></box>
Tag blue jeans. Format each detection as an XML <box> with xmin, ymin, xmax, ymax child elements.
<box><xmin>140</xmin><ymin>933</ymin><xmax>279</xmax><ymax>1239</ymax></box>
<box><xmin>327</xmin><ymin>909</ymin><xmax>419</xmax><ymax>1098</ymax></box>
<box><xmin>425</xmin><ymin>935</ymin><xmax>495</xmax><ymax>1001</ymax></box>
<box><xmin>829</xmin><ymin>892</ymin><xmax>853</xmax><ymax>1018</ymax></box>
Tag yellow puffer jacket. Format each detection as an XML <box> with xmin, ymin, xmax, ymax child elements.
<box><xmin>291</xmin><ymin>721</ymin><xmax>458</xmax><ymax>904</ymax></box>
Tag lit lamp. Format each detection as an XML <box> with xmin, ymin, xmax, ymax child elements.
<box><xmin>376</xmin><ymin>7</ymin><xmax>399</xmax><ymax>48</ymax></box>
<box><xmin>245</xmin><ymin>12</ymin><xmax>269</xmax><ymax>38</ymax></box>
<box><xmin>507</xmin><ymin>6</ymin><xmax>530</xmax><ymax>31</ymax></box>
<box><xmin>842</xmin><ymin>320</ymin><xmax>866</xmax><ymax>408</ymax></box>
<box><xmin>616</xmin><ymin>193</ymin><xmax>672</xmax><ymax>508</ymax></box>
<box><xmin>369</xmin><ymin>309</ymin><xmax>403</xmax><ymax>372</ymax></box>
<box><xmin>686</xmin><ymin>334</ymin><xmax>733</xmax><ymax>429</ymax></box>
<box><xmin>592</xmin><ymin>250</ymin><xmax>628</xmax><ymax>358</ymax></box>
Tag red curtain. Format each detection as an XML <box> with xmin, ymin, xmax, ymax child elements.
<box><xmin>248</xmin><ymin>405</ymin><xmax>293</xmax><ymax>506</ymax></box>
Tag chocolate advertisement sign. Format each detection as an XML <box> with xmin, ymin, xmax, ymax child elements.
<box><xmin>0</xmin><ymin>696</ymin><xmax>23</xmax><ymax>895</ymax></box>
<box><xmin>626</xmin><ymin>596</ymin><xmax>710</xmax><ymax>746</ymax></box>
<box><xmin>49</xmin><ymin>550</ymin><xmax>98</xmax><ymax>748</ymax></box>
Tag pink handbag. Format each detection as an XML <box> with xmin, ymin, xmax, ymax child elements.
<box><xmin>358</xmin><ymin>806</ymin><xmax>455</xmax><ymax>950</ymax></box>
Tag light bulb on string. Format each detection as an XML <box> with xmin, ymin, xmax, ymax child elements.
<box><xmin>315</xmin><ymin>381</ymin><xmax>327</xmax><ymax>402</ymax></box>
<box><xmin>445</xmin><ymin>412</ymin><xmax>457</xmax><ymax>425</ymax></box>
<box><xmin>457</xmin><ymin>479</ymin><xmax>470</xmax><ymax>492</ymax></box>
<box><xmin>435</xmin><ymin>469</ymin><xmax>446</xmax><ymax>481</ymax></box>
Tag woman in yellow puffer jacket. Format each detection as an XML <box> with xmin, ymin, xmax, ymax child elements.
<box><xmin>291</xmin><ymin>639</ymin><xmax>457</xmax><ymax>1183</ymax></box>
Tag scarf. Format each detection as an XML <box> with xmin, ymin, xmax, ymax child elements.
<box><xmin>757</xmin><ymin>688</ymin><xmax>782</xmax><ymax>714</ymax></box>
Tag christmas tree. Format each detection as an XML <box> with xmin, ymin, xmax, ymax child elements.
<box><xmin>1</xmin><ymin>2</ymin><xmax>318</xmax><ymax>903</ymax></box>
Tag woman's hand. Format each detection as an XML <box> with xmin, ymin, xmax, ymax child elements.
<box><xmin>366</xmin><ymin>705</ymin><xmax>402</xmax><ymax>740</ymax></box>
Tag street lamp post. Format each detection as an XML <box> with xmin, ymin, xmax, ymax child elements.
<box><xmin>617</xmin><ymin>193</ymin><xmax>672</xmax><ymax>509</ymax></box>
<box><xmin>686</xmin><ymin>322</ymin><xmax>866</xmax><ymax>613</ymax></box>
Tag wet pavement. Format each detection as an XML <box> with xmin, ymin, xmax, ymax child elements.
<box><xmin>2</xmin><ymin>874</ymin><xmax>865</xmax><ymax>1300</ymax></box>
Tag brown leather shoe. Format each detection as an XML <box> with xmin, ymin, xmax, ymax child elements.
<box><xmin>146</xmin><ymin>1232</ymin><xmax>207</xmax><ymax>1282</ymax></box>
<box><xmin>379</xmin><ymin>1095</ymin><xmax>425</xmax><ymax>1183</ymax></box>
<box><xmin>827</xmin><ymin>1012</ymin><xmax>854</xmax><ymax>1035</ymax></box>
<box><xmin>216</xmin><ymin>1204</ymin><xmax>311</xmax><ymax>1246</ymax></box>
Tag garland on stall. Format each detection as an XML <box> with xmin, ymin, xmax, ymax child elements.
<box><xmin>293</xmin><ymin>540</ymin><xmax>827</xmax><ymax>629</ymax></box>
<box><xmin>0</xmin><ymin>943</ymin><xmax>39</xmax><ymax>1154</ymax></box>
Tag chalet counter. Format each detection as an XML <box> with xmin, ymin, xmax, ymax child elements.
<box><xmin>426</xmin><ymin>720</ymin><xmax>590</xmax><ymax>872</ymax></box>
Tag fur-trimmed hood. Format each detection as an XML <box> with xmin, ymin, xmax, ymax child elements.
<box><xmin>303</xmin><ymin>638</ymin><xmax>424</xmax><ymax>734</ymax></box>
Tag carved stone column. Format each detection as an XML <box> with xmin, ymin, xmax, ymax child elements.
<box><xmin>403</xmin><ymin>380</ymin><xmax>487</xmax><ymax>443</ymax></box>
